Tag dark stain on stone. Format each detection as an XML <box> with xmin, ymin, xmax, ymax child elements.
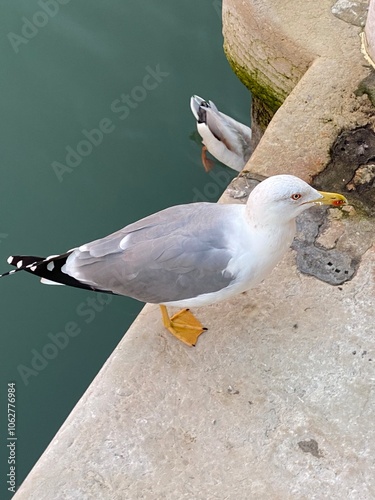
<box><xmin>292</xmin><ymin>207</ymin><xmax>358</xmax><ymax>285</ymax></box>
<box><xmin>251</xmin><ymin>95</ymin><xmax>275</xmax><ymax>143</ymax></box>
<box><xmin>298</xmin><ymin>439</ymin><xmax>323</xmax><ymax>458</ymax></box>
<box><xmin>294</xmin><ymin>243</ymin><xmax>358</xmax><ymax>284</ymax></box>
<box><xmin>235</xmin><ymin>142</ymin><xmax>372</xmax><ymax>285</ymax></box>
<box><xmin>313</xmin><ymin>126</ymin><xmax>375</xmax><ymax>217</ymax></box>
<box><xmin>292</xmin><ymin>126</ymin><xmax>375</xmax><ymax>285</ymax></box>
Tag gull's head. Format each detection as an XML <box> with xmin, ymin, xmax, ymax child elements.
<box><xmin>248</xmin><ymin>175</ymin><xmax>347</xmax><ymax>224</ymax></box>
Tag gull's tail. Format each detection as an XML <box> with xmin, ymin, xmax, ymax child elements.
<box><xmin>0</xmin><ymin>253</ymin><xmax>104</xmax><ymax>292</ymax></box>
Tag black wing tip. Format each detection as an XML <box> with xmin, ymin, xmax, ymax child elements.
<box><xmin>7</xmin><ymin>255</ymin><xmax>45</xmax><ymax>267</ymax></box>
<box><xmin>197</xmin><ymin>107</ymin><xmax>208</xmax><ymax>125</ymax></box>
<box><xmin>3</xmin><ymin>252</ymin><xmax>115</xmax><ymax>295</ymax></box>
<box><xmin>1</xmin><ymin>255</ymin><xmax>45</xmax><ymax>278</ymax></box>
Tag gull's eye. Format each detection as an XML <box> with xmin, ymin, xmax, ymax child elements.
<box><xmin>291</xmin><ymin>193</ymin><xmax>302</xmax><ymax>201</ymax></box>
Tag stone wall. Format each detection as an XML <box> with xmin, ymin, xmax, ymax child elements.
<box><xmin>365</xmin><ymin>0</ymin><xmax>375</xmax><ymax>65</ymax></box>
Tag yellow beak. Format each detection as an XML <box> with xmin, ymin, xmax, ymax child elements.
<box><xmin>312</xmin><ymin>190</ymin><xmax>348</xmax><ymax>207</ymax></box>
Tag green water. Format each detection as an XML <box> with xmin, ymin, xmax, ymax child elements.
<box><xmin>0</xmin><ymin>1</ymin><xmax>250</xmax><ymax>494</ymax></box>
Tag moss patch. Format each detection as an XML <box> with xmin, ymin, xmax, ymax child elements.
<box><xmin>251</xmin><ymin>96</ymin><xmax>275</xmax><ymax>133</ymax></box>
<box><xmin>224</xmin><ymin>48</ymin><xmax>288</xmax><ymax>130</ymax></box>
<box><xmin>224</xmin><ymin>49</ymin><xmax>284</xmax><ymax>114</ymax></box>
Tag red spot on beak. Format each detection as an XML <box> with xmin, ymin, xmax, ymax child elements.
<box><xmin>332</xmin><ymin>199</ymin><xmax>346</xmax><ymax>206</ymax></box>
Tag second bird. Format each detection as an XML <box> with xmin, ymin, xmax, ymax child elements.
<box><xmin>190</xmin><ymin>94</ymin><xmax>252</xmax><ymax>172</ymax></box>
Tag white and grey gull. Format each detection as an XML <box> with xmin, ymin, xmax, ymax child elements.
<box><xmin>0</xmin><ymin>175</ymin><xmax>347</xmax><ymax>346</ymax></box>
<box><xmin>190</xmin><ymin>94</ymin><xmax>252</xmax><ymax>172</ymax></box>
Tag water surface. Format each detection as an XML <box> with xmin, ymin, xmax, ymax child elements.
<box><xmin>0</xmin><ymin>1</ymin><xmax>250</xmax><ymax>493</ymax></box>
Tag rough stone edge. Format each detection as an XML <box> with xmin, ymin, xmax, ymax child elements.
<box><xmin>223</xmin><ymin>0</ymin><xmax>375</xmax><ymax>175</ymax></box>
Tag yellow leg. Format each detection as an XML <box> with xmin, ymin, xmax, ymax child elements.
<box><xmin>159</xmin><ymin>305</ymin><xmax>207</xmax><ymax>346</ymax></box>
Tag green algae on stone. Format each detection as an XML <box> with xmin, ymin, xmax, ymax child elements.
<box><xmin>224</xmin><ymin>49</ymin><xmax>284</xmax><ymax>113</ymax></box>
<box><xmin>223</xmin><ymin>49</ymin><xmax>287</xmax><ymax>131</ymax></box>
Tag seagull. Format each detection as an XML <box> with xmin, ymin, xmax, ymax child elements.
<box><xmin>190</xmin><ymin>94</ymin><xmax>252</xmax><ymax>172</ymax></box>
<box><xmin>0</xmin><ymin>175</ymin><xmax>347</xmax><ymax>346</ymax></box>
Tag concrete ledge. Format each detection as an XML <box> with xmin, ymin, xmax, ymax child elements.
<box><xmin>13</xmin><ymin>245</ymin><xmax>375</xmax><ymax>499</ymax></box>
<box><xmin>14</xmin><ymin>1</ymin><xmax>375</xmax><ymax>498</ymax></box>
<box><xmin>223</xmin><ymin>0</ymin><xmax>314</xmax><ymax>111</ymax></box>
<box><xmin>223</xmin><ymin>0</ymin><xmax>375</xmax><ymax>167</ymax></box>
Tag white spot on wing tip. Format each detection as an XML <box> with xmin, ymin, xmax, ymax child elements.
<box><xmin>40</xmin><ymin>278</ymin><xmax>64</xmax><ymax>286</ymax></box>
<box><xmin>47</xmin><ymin>261</ymin><xmax>55</xmax><ymax>271</ymax></box>
<box><xmin>7</xmin><ymin>256</ymin><xmax>14</xmax><ymax>264</ymax></box>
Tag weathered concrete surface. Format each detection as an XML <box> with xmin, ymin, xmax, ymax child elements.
<box><xmin>365</xmin><ymin>0</ymin><xmax>375</xmax><ymax>63</ymax></box>
<box><xmin>13</xmin><ymin>237</ymin><xmax>375</xmax><ymax>500</ymax></box>
<box><xmin>13</xmin><ymin>1</ymin><xmax>375</xmax><ymax>499</ymax></box>
<box><xmin>223</xmin><ymin>0</ymin><xmax>375</xmax><ymax>179</ymax></box>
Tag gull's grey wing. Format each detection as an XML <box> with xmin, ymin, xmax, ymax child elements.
<box><xmin>64</xmin><ymin>203</ymin><xmax>242</xmax><ymax>304</ymax></box>
<box><xmin>205</xmin><ymin>106</ymin><xmax>251</xmax><ymax>158</ymax></box>
<box><xmin>195</xmin><ymin>103</ymin><xmax>232</xmax><ymax>151</ymax></box>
